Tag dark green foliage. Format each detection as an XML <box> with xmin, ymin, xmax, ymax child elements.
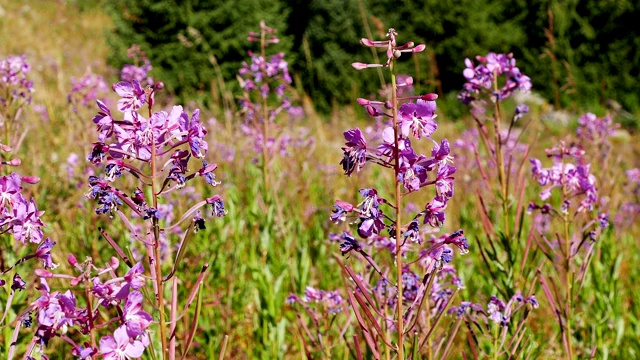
<box><xmin>105</xmin><ymin>0</ymin><xmax>291</xmax><ymax>102</ymax></box>
<box><xmin>106</xmin><ymin>0</ymin><xmax>640</xmax><ymax>119</ymax></box>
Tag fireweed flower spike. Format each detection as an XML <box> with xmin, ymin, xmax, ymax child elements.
<box><xmin>292</xmin><ymin>29</ymin><xmax>466</xmax><ymax>358</ymax></box>
<box><xmin>19</xmin><ymin>64</ymin><xmax>226</xmax><ymax>357</ymax></box>
<box><xmin>529</xmin><ymin>139</ymin><xmax>607</xmax><ymax>359</ymax></box>
<box><xmin>238</xmin><ymin>21</ymin><xmax>306</xmax><ymax>193</ymax></box>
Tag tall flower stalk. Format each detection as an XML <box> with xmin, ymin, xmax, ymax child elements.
<box><xmin>238</xmin><ymin>21</ymin><xmax>302</xmax><ymax>195</ymax></box>
<box><xmin>530</xmin><ymin>140</ymin><xmax>607</xmax><ymax>358</ymax></box>
<box><xmin>457</xmin><ymin>53</ymin><xmax>537</xmax><ymax>296</ymax></box>
<box><xmin>321</xmin><ymin>28</ymin><xmax>467</xmax><ymax>358</ymax></box>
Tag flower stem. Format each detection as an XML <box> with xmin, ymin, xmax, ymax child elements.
<box><xmin>492</xmin><ymin>76</ymin><xmax>509</xmax><ymax>238</ymax></box>
<box><xmin>260</xmin><ymin>22</ymin><xmax>270</xmax><ymax>195</ymax></box>
<box><xmin>151</xmin><ymin>134</ymin><xmax>168</xmax><ymax>359</ymax></box>
<box><xmin>390</xmin><ymin>59</ymin><xmax>404</xmax><ymax>359</ymax></box>
<box><xmin>563</xmin><ymin>213</ymin><xmax>573</xmax><ymax>359</ymax></box>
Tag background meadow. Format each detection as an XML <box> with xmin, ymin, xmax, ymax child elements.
<box><xmin>0</xmin><ymin>1</ymin><xmax>639</xmax><ymax>359</ymax></box>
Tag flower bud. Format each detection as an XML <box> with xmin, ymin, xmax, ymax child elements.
<box><xmin>356</xmin><ymin>98</ymin><xmax>370</xmax><ymax>106</ymax></box>
<box><xmin>154</xmin><ymin>82</ymin><xmax>165</xmax><ymax>90</ymax></box>
<box><xmin>393</xmin><ymin>50</ymin><xmax>402</xmax><ymax>59</ymax></box>
<box><xmin>384</xmin><ymin>101</ymin><xmax>393</xmax><ymax>109</ymax></box>
<box><xmin>366</xmin><ymin>105</ymin><xmax>378</xmax><ymax>117</ymax></box>
<box><xmin>68</xmin><ymin>253</ymin><xmax>78</xmax><ymax>266</ymax></box>
<box><xmin>35</xmin><ymin>269</ymin><xmax>54</xmax><ymax>278</ymax></box>
<box><xmin>7</xmin><ymin>158</ymin><xmax>21</xmax><ymax>166</ymax></box>
<box><xmin>421</xmin><ymin>93</ymin><xmax>439</xmax><ymax>101</ymax></box>
<box><xmin>413</xmin><ymin>44</ymin><xmax>426</xmax><ymax>53</ymax></box>
<box><xmin>352</xmin><ymin>62</ymin><xmax>369</xmax><ymax>70</ymax></box>
<box><xmin>21</xmin><ymin>175</ymin><xmax>40</xmax><ymax>184</ymax></box>
<box><xmin>360</xmin><ymin>38</ymin><xmax>375</xmax><ymax>47</ymax></box>
<box><xmin>0</xmin><ymin>144</ymin><xmax>12</xmax><ymax>152</ymax></box>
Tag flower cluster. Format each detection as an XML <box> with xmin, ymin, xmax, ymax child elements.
<box><xmin>120</xmin><ymin>44</ymin><xmax>154</xmax><ymax>86</ymax></box>
<box><xmin>529</xmin><ymin>142</ymin><xmax>598</xmax><ymax>214</ymax></box>
<box><xmin>85</xmin><ymin>80</ymin><xmax>226</xmax><ymax>223</ymax></box>
<box><xmin>237</xmin><ymin>21</ymin><xmax>305</xmax><ymax>162</ymax></box>
<box><xmin>68</xmin><ymin>72</ymin><xmax>109</xmax><ymax>110</ymax></box>
<box><xmin>449</xmin><ymin>292</ymin><xmax>538</xmax><ymax>326</ymax></box>
<box><xmin>0</xmin><ymin>172</ymin><xmax>46</xmax><ymax>245</ymax></box>
<box><xmin>292</xmin><ymin>29</ymin><xmax>467</xmax><ymax>357</ymax></box>
<box><xmin>576</xmin><ymin>112</ymin><xmax>619</xmax><ymax>144</ymax></box>
<box><xmin>287</xmin><ymin>286</ymin><xmax>345</xmax><ymax>314</ymax></box>
<box><xmin>458</xmin><ymin>52</ymin><xmax>532</xmax><ymax>105</ymax></box>
<box><xmin>0</xmin><ymin>55</ymin><xmax>34</xmax><ymax>105</ymax></box>
<box><xmin>27</xmin><ymin>260</ymin><xmax>152</xmax><ymax>358</ymax></box>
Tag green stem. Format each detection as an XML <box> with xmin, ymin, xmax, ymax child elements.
<box><xmin>391</xmin><ymin>59</ymin><xmax>404</xmax><ymax>360</ymax></box>
<box><xmin>493</xmin><ymin>323</ymin><xmax>499</xmax><ymax>360</ymax></box>
<box><xmin>492</xmin><ymin>76</ymin><xmax>509</xmax><ymax>238</ymax></box>
<box><xmin>150</xmin><ymin>113</ymin><xmax>168</xmax><ymax>359</ymax></box>
<box><xmin>563</xmin><ymin>213</ymin><xmax>573</xmax><ymax>359</ymax></box>
<box><xmin>260</xmin><ymin>24</ymin><xmax>270</xmax><ymax>195</ymax></box>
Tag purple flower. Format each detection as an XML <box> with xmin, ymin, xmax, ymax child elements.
<box><xmin>0</xmin><ymin>172</ymin><xmax>22</xmax><ymax>206</ymax></box>
<box><xmin>459</xmin><ymin>53</ymin><xmax>531</xmax><ymax>104</ymax></box>
<box><xmin>331</xmin><ymin>200</ymin><xmax>354</xmax><ymax>224</ymax></box>
<box><xmin>206</xmin><ymin>195</ymin><xmax>227</xmax><ymax>217</ymax></box>
<box><xmin>114</xmin><ymin>80</ymin><xmax>146</xmax><ymax>113</ymax></box>
<box><xmin>123</xmin><ymin>291</ymin><xmax>152</xmax><ymax>337</ymax></box>
<box><xmin>398</xmin><ymin>146</ymin><xmax>428</xmax><ymax>192</ymax></box>
<box><xmin>99</xmin><ymin>325</ymin><xmax>146</xmax><ymax>360</ymax></box>
<box><xmin>11</xmin><ymin>197</ymin><xmax>46</xmax><ymax>244</ymax></box>
<box><xmin>0</xmin><ymin>55</ymin><xmax>34</xmax><ymax>103</ymax></box>
<box><xmin>340</xmin><ymin>128</ymin><xmax>368</xmax><ymax>176</ymax></box>
<box><xmin>36</xmin><ymin>237</ymin><xmax>57</xmax><ymax>269</ymax></box>
<box><xmin>514</xmin><ymin>104</ymin><xmax>529</xmax><ymax>121</ymax></box>
<box><xmin>68</xmin><ymin>73</ymin><xmax>109</xmax><ymax>109</ymax></box>
<box><xmin>339</xmin><ymin>232</ymin><xmax>362</xmax><ymax>254</ymax></box>
<box><xmin>398</xmin><ymin>99</ymin><xmax>437</xmax><ymax>139</ymax></box>
<box><xmin>113</xmin><ymin>262</ymin><xmax>146</xmax><ymax>300</ymax></box>
<box><xmin>435</xmin><ymin>164</ymin><xmax>457</xmax><ymax>198</ymax></box>
<box><xmin>423</xmin><ymin>196</ymin><xmax>447</xmax><ymax>227</ymax></box>
<box><xmin>12</xmin><ymin>273</ymin><xmax>26</xmax><ymax>291</ymax></box>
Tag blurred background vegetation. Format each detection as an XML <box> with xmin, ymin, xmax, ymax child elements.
<box><xmin>104</xmin><ymin>0</ymin><xmax>640</xmax><ymax>125</ymax></box>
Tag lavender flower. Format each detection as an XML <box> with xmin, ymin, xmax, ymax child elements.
<box><xmin>459</xmin><ymin>52</ymin><xmax>532</xmax><ymax>104</ymax></box>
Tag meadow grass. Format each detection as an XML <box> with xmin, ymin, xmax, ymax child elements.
<box><xmin>1</xmin><ymin>1</ymin><xmax>639</xmax><ymax>359</ymax></box>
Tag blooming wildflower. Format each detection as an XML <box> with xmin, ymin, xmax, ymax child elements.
<box><xmin>403</xmin><ymin>219</ymin><xmax>422</xmax><ymax>243</ymax></box>
<box><xmin>11</xmin><ymin>197</ymin><xmax>46</xmax><ymax>244</ymax></box>
<box><xmin>330</xmin><ymin>200</ymin><xmax>354</xmax><ymax>224</ymax></box>
<box><xmin>423</xmin><ymin>196</ymin><xmax>447</xmax><ymax>227</ymax></box>
<box><xmin>120</xmin><ymin>45</ymin><xmax>154</xmax><ymax>86</ymax></box>
<box><xmin>206</xmin><ymin>195</ymin><xmax>227</xmax><ymax>217</ymax></box>
<box><xmin>459</xmin><ymin>52</ymin><xmax>531</xmax><ymax>104</ymax></box>
<box><xmin>576</xmin><ymin>112</ymin><xmax>619</xmax><ymax>143</ymax></box>
<box><xmin>123</xmin><ymin>291</ymin><xmax>152</xmax><ymax>337</ymax></box>
<box><xmin>36</xmin><ymin>237</ymin><xmax>58</xmax><ymax>269</ymax></box>
<box><xmin>0</xmin><ymin>55</ymin><xmax>34</xmax><ymax>103</ymax></box>
<box><xmin>113</xmin><ymin>80</ymin><xmax>145</xmax><ymax>113</ymax></box>
<box><xmin>397</xmin><ymin>146</ymin><xmax>428</xmax><ymax>192</ymax></box>
<box><xmin>68</xmin><ymin>73</ymin><xmax>108</xmax><ymax>109</ymax></box>
<box><xmin>12</xmin><ymin>273</ymin><xmax>27</xmax><ymax>291</ymax></box>
<box><xmin>339</xmin><ymin>232</ymin><xmax>361</xmax><ymax>255</ymax></box>
<box><xmin>340</xmin><ymin>128</ymin><xmax>368</xmax><ymax>176</ymax></box>
<box><xmin>398</xmin><ymin>99</ymin><xmax>437</xmax><ymax>139</ymax></box>
<box><xmin>99</xmin><ymin>326</ymin><xmax>146</xmax><ymax>360</ymax></box>
<box><xmin>513</xmin><ymin>104</ymin><xmax>529</xmax><ymax>121</ymax></box>
<box><xmin>487</xmin><ymin>296</ymin><xmax>508</xmax><ymax>326</ymax></box>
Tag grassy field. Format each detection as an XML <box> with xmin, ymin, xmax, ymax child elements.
<box><xmin>1</xmin><ymin>1</ymin><xmax>639</xmax><ymax>359</ymax></box>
